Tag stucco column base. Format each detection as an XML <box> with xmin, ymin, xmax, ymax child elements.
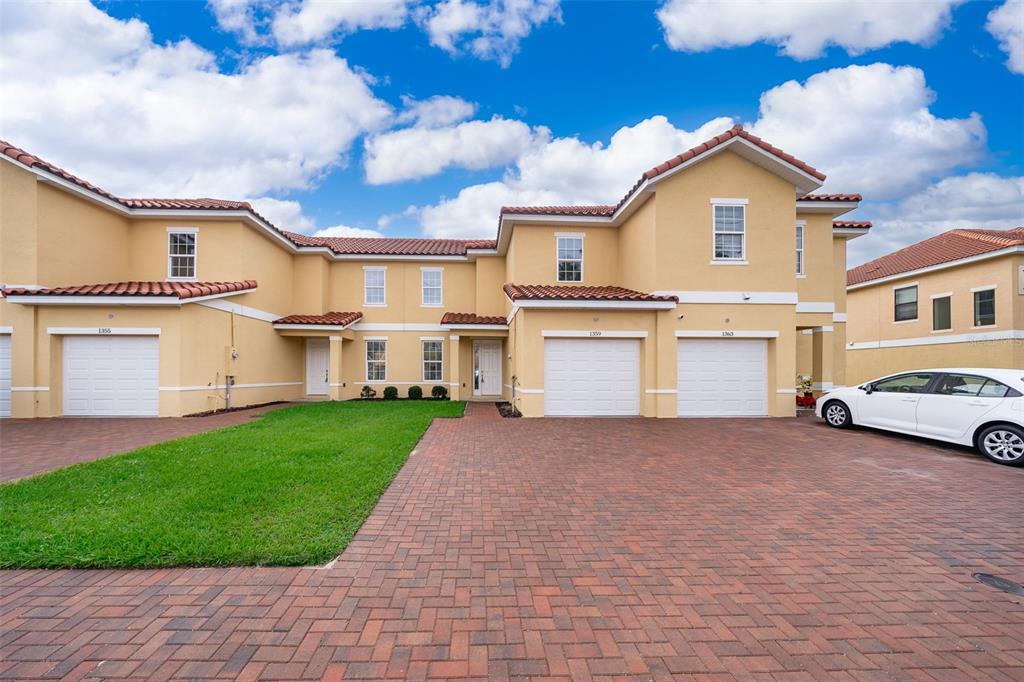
<box><xmin>449</xmin><ymin>335</ymin><xmax>462</xmax><ymax>401</ymax></box>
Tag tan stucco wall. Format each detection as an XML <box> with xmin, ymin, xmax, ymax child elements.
<box><xmin>847</xmin><ymin>340</ymin><xmax>1022</xmax><ymax>386</ymax></box>
<box><xmin>504</xmin><ymin>224</ymin><xmax>619</xmax><ymax>286</ymax></box>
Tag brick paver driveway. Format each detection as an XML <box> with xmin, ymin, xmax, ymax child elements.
<box><xmin>0</xmin><ymin>403</ymin><xmax>290</xmax><ymax>481</ymax></box>
<box><xmin>2</xmin><ymin>404</ymin><xmax>1022</xmax><ymax>679</ymax></box>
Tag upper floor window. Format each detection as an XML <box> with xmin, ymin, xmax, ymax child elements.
<box><xmin>973</xmin><ymin>287</ymin><xmax>996</xmax><ymax>326</ymax></box>
<box><xmin>167</xmin><ymin>228</ymin><xmax>197</xmax><ymax>280</ymax></box>
<box><xmin>894</xmin><ymin>285</ymin><xmax>917</xmax><ymax>322</ymax></box>
<box><xmin>421</xmin><ymin>268</ymin><xmax>443</xmax><ymax>306</ymax></box>
<box><xmin>795</xmin><ymin>222</ymin><xmax>805</xmax><ymax>275</ymax></box>
<box><xmin>712</xmin><ymin>203</ymin><xmax>745</xmax><ymax>261</ymax></box>
<box><xmin>556</xmin><ymin>235</ymin><xmax>583</xmax><ymax>282</ymax></box>
<box><xmin>364</xmin><ymin>267</ymin><xmax>386</xmax><ymax>306</ymax></box>
<box><xmin>932</xmin><ymin>294</ymin><xmax>951</xmax><ymax>332</ymax></box>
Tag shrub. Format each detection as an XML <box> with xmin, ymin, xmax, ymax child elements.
<box><xmin>407</xmin><ymin>385</ymin><xmax>423</xmax><ymax>400</ymax></box>
<box><xmin>360</xmin><ymin>385</ymin><xmax>376</xmax><ymax>399</ymax></box>
<box><xmin>383</xmin><ymin>386</ymin><xmax>399</xmax><ymax>400</ymax></box>
<box><xmin>431</xmin><ymin>385</ymin><xmax>449</xmax><ymax>400</ymax></box>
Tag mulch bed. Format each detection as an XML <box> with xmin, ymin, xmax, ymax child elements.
<box><xmin>496</xmin><ymin>402</ymin><xmax>522</xmax><ymax>418</ymax></box>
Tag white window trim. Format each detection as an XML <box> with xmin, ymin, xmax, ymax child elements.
<box><xmin>893</xmin><ymin>284</ymin><xmax>919</xmax><ymax>323</ymax></box>
<box><xmin>421</xmin><ymin>339</ymin><xmax>444</xmax><ymax>383</ymax></box>
<box><xmin>166</xmin><ymin>227</ymin><xmax>198</xmax><ymax>281</ymax></box>
<box><xmin>711</xmin><ymin>202</ymin><xmax>746</xmax><ymax>263</ymax></box>
<box><xmin>363</xmin><ymin>266</ymin><xmax>387</xmax><ymax>307</ymax></box>
<box><xmin>931</xmin><ymin>293</ymin><xmax>952</xmax><ymax>332</ymax></box>
<box><xmin>420</xmin><ymin>267</ymin><xmax>443</xmax><ymax>308</ymax></box>
<box><xmin>365</xmin><ymin>339</ymin><xmax>387</xmax><ymax>383</ymax></box>
<box><xmin>970</xmin><ymin>284</ymin><xmax>997</xmax><ymax>293</ymax></box>
<box><xmin>555</xmin><ymin>235</ymin><xmax>584</xmax><ymax>283</ymax></box>
<box><xmin>795</xmin><ymin>221</ymin><xmax>805</xmax><ymax>276</ymax></box>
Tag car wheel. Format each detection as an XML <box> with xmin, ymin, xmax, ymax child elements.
<box><xmin>976</xmin><ymin>425</ymin><xmax>1024</xmax><ymax>466</ymax></box>
<box><xmin>823</xmin><ymin>400</ymin><xmax>852</xmax><ymax>429</ymax></box>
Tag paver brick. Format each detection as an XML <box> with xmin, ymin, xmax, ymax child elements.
<box><xmin>1</xmin><ymin>403</ymin><xmax>1022</xmax><ymax>679</ymax></box>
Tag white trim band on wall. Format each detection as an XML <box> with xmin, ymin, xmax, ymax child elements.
<box><xmin>795</xmin><ymin>301</ymin><xmax>835</xmax><ymax>314</ymax></box>
<box><xmin>541</xmin><ymin>330</ymin><xmax>649</xmax><ymax>338</ymax></box>
<box><xmin>847</xmin><ymin>329</ymin><xmax>1024</xmax><ymax>350</ymax></box>
<box><xmin>159</xmin><ymin>381</ymin><xmax>302</xmax><ymax>392</ymax></box>
<box><xmin>0</xmin><ymin>326</ymin><xmax>12</xmax><ymax>334</ymax></box>
<box><xmin>48</xmin><ymin>327</ymin><xmax>161</xmax><ymax>335</ymax></box>
<box><xmin>645</xmin><ymin>389</ymin><xmax>677</xmax><ymax>394</ymax></box>
<box><xmin>832</xmin><ymin>312</ymin><xmax>847</xmax><ymax>323</ymax></box>
<box><xmin>655</xmin><ymin>291</ymin><xmax>798</xmax><ymax>305</ymax></box>
<box><xmin>12</xmin><ymin>386</ymin><xmax>49</xmax><ymax>392</ymax></box>
<box><xmin>675</xmin><ymin>330</ymin><xmax>780</xmax><ymax>338</ymax></box>
<box><xmin>776</xmin><ymin>388</ymin><xmax>797</xmax><ymax>394</ymax></box>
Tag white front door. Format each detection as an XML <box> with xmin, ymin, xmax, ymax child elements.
<box><xmin>677</xmin><ymin>338</ymin><xmax>767</xmax><ymax>416</ymax></box>
<box><xmin>305</xmin><ymin>338</ymin><xmax>330</xmax><ymax>395</ymax></box>
<box><xmin>0</xmin><ymin>334</ymin><xmax>11</xmax><ymax>417</ymax></box>
<box><xmin>473</xmin><ymin>340</ymin><xmax>501</xmax><ymax>396</ymax></box>
<box><xmin>856</xmin><ymin>372</ymin><xmax>936</xmax><ymax>431</ymax></box>
<box><xmin>543</xmin><ymin>338</ymin><xmax>640</xmax><ymax>416</ymax></box>
<box><xmin>63</xmin><ymin>335</ymin><xmax>159</xmax><ymax>416</ymax></box>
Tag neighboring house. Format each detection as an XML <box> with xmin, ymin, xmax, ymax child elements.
<box><xmin>846</xmin><ymin>228</ymin><xmax>1024</xmax><ymax>385</ymax></box>
<box><xmin>0</xmin><ymin>125</ymin><xmax>867</xmax><ymax>419</ymax></box>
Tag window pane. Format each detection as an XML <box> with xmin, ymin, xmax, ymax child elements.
<box><xmin>557</xmin><ymin>238</ymin><xmax>582</xmax><ymax>259</ymax></box>
<box><xmin>974</xmin><ymin>290</ymin><xmax>995</xmax><ymax>326</ymax></box>
<box><xmin>423</xmin><ymin>341</ymin><xmax>443</xmax><ymax>381</ymax></box>
<box><xmin>872</xmin><ymin>373</ymin><xmax>933</xmax><ymax>393</ymax></box>
<box><xmin>714</xmin><ymin>233</ymin><xmax>743</xmax><ymax>259</ymax></box>
<box><xmin>932</xmin><ymin>296</ymin><xmax>951</xmax><ymax>331</ymax></box>
<box><xmin>933</xmin><ymin>374</ymin><xmax>986</xmax><ymax>396</ymax></box>
<box><xmin>558</xmin><ymin>260</ymin><xmax>582</xmax><ymax>281</ymax></box>
<box><xmin>894</xmin><ymin>286</ymin><xmax>917</xmax><ymax>321</ymax></box>
<box><xmin>714</xmin><ymin>205</ymin><xmax>744</xmax><ymax>232</ymax></box>
<box><xmin>366</xmin><ymin>341</ymin><xmax>386</xmax><ymax>381</ymax></box>
<box><xmin>978</xmin><ymin>380</ymin><xmax>1010</xmax><ymax>398</ymax></box>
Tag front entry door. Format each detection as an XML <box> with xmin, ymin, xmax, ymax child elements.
<box><xmin>473</xmin><ymin>340</ymin><xmax>501</xmax><ymax>396</ymax></box>
<box><xmin>305</xmin><ymin>338</ymin><xmax>329</xmax><ymax>395</ymax></box>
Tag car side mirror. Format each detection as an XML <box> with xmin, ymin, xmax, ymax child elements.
<box><xmin>862</xmin><ymin>384</ymin><xmax>873</xmax><ymax>394</ymax></box>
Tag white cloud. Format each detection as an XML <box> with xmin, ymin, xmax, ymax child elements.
<box><xmin>987</xmin><ymin>0</ymin><xmax>1024</xmax><ymax>75</ymax></box>
<box><xmin>364</xmin><ymin>116</ymin><xmax>542</xmax><ymax>184</ymax></box>
<box><xmin>748</xmin><ymin>63</ymin><xmax>985</xmax><ymax>200</ymax></box>
<box><xmin>208</xmin><ymin>0</ymin><xmax>264</xmax><ymax>44</ymax></box>
<box><xmin>657</xmin><ymin>0</ymin><xmax>963</xmax><ymax>59</ymax></box>
<box><xmin>417</xmin><ymin>0</ymin><xmax>561</xmax><ymax>67</ymax></box>
<box><xmin>417</xmin><ymin>115</ymin><xmax>733</xmax><ymax>237</ymax></box>
<box><xmin>395</xmin><ymin>95</ymin><xmax>478</xmax><ymax>128</ymax></box>
<box><xmin>272</xmin><ymin>0</ymin><xmax>410</xmax><ymax>46</ymax></box>
<box><xmin>416</xmin><ymin>63</ymin><xmax>987</xmax><ymax>238</ymax></box>
<box><xmin>0</xmin><ymin>1</ymin><xmax>391</xmax><ymax>199</ymax></box>
<box><xmin>249</xmin><ymin>197</ymin><xmax>383</xmax><ymax>237</ymax></box>
<box><xmin>850</xmin><ymin>173</ymin><xmax>1024</xmax><ymax>264</ymax></box>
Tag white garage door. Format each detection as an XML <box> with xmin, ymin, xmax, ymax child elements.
<box><xmin>678</xmin><ymin>338</ymin><xmax>767</xmax><ymax>416</ymax></box>
<box><xmin>0</xmin><ymin>335</ymin><xmax>10</xmax><ymax>418</ymax></box>
<box><xmin>544</xmin><ymin>338</ymin><xmax>640</xmax><ymax>416</ymax></box>
<box><xmin>64</xmin><ymin>336</ymin><xmax>159</xmax><ymax>416</ymax></box>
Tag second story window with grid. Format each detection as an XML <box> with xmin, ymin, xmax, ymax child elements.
<box><xmin>713</xmin><ymin>204</ymin><xmax>745</xmax><ymax>261</ymax></box>
<box><xmin>556</xmin><ymin>236</ymin><xmax>583</xmax><ymax>282</ymax></box>
<box><xmin>795</xmin><ymin>222</ymin><xmax>805</xmax><ymax>275</ymax></box>
<box><xmin>421</xmin><ymin>268</ymin><xmax>442</xmax><ymax>306</ymax></box>
<box><xmin>364</xmin><ymin>267</ymin><xmax>386</xmax><ymax>306</ymax></box>
<box><xmin>167</xmin><ymin>229</ymin><xmax>197</xmax><ymax>280</ymax></box>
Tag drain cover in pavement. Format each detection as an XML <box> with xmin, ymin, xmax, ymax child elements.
<box><xmin>973</xmin><ymin>573</ymin><xmax>1024</xmax><ymax>596</ymax></box>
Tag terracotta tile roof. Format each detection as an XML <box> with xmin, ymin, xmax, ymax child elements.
<box><xmin>440</xmin><ymin>312</ymin><xmax>507</xmax><ymax>325</ymax></box>
<box><xmin>2</xmin><ymin>280</ymin><xmax>256</xmax><ymax>299</ymax></box>
<box><xmin>503</xmin><ymin>283</ymin><xmax>678</xmax><ymax>302</ymax></box>
<box><xmin>274</xmin><ymin>311</ymin><xmax>362</xmax><ymax>326</ymax></box>
<box><xmin>847</xmin><ymin>227</ymin><xmax>1024</xmax><ymax>286</ymax></box>
<box><xmin>284</xmin><ymin>232</ymin><xmax>495</xmax><ymax>256</ymax></box>
<box><xmin>121</xmin><ymin>198</ymin><xmax>253</xmax><ymax>210</ymax></box>
<box><xmin>500</xmin><ymin>125</ymin><xmax>828</xmax><ymax>222</ymax></box>
<box><xmin>500</xmin><ymin>205</ymin><xmax>617</xmax><ymax>217</ymax></box>
<box><xmin>833</xmin><ymin>220</ymin><xmax>872</xmax><ymax>229</ymax></box>
<box><xmin>800</xmin><ymin>193</ymin><xmax>862</xmax><ymax>202</ymax></box>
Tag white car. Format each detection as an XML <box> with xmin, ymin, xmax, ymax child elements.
<box><xmin>816</xmin><ymin>368</ymin><xmax>1024</xmax><ymax>466</ymax></box>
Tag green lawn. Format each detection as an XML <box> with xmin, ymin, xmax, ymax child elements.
<box><xmin>0</xmin><ymin>400</ymin><xmax>464</xmax><ymax>569</ymax></box>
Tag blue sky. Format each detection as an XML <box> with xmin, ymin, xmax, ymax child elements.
<box><xmin>1</xmin><ymin>0</ymin><xmax>1022</xmax><ymax>265</ymax></box>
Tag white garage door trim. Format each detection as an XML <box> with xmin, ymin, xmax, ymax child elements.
<box><xmin>544</xmin><ymin>338</ymin><xmax>640</xmax><ymax>416</ymax></box>
<box><xmin>0</xmin><ymin>334</ymin><xmax>10</xmax><ymax>418</ymax></box>
<box><xmin>677</xmin><ymin>338</ymin><xmax>768</xmax><ymax>417</ymax></box>
<box><xmin>63</xmin><ymin>336</ymin><xmax>160</xmax><ymax>416</ymax></box>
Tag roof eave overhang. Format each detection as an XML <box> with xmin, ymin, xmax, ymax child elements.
<box><xmin>847</xmin><ymin>245</ymin><xmax>1024</xmax><ymax>291</ymax></box>
<box><xmin>832</xmin><ymin>227</ymin><xmax>870</xmax><ymax>240</ymax></box>
<box><xmin>441</xmin><ymin>324</ymin><xmax>509</xmax><ymax>331</ymax></box>
<box><xmin>3</xmin><ymin>287</ymin><xmax>256</xmax><ymax>306</ymax></box>
<box><xmin>272</xmin><ymin>322</ymin><xmax>356</xmax><ymax>331</ymax></box>
<box><xmin>509</xmin><ymin>298</ymin><xmax>677</xmax><ymax>311</ymax></box>
<box><xmin>796</xmin><ymin>200</ymin><xmax>860</xmax><ymax>216</ymax></box>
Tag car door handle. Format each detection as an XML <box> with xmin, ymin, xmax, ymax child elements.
<box><xmin>901</xmin><ymin>397</ymin><xmax>918</xmax><ymax>402</ymax></box>
<box><xmin>967</xmin><ymin>401</ymin><xmax>988</xmax><ymax>407</ymax></box>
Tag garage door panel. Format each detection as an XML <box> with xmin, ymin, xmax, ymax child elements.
<box><xmin>0</xmin><ymin>335</ymin><xmax>10</xmax><ymax>417</ymax></box>
<box><xmin>544</xmin><ymin>338</ymin><xmax>640</xmax><ymax>416</ymax></box>
<box><xmin>63</xmin><ymin>336</ymin><xmax>159</xmax><ymax>416</ymax></box>
<box><xmin>678</xmin><ymin>338</ymin><xmax>767</xmax><ymax>417</ymax></box>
